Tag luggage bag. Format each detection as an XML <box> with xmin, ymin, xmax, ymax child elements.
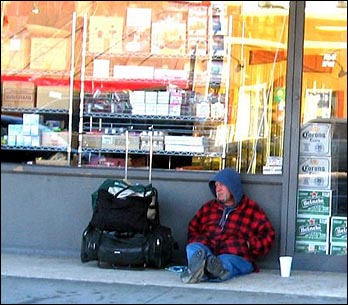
<box><xmin>97</xmin><ymin>225</ymin><xmax>177</xmax><ymax>269</ymax></box>
<box><xmin>81</xmin><ymin>129</ymin><xmax>176</xmax><ymax>269</ymax></box>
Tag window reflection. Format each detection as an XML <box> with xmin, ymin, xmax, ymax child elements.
<box><xmin>218</xmin><ymin>2</ymin><xmax>289</xmax><ymax>174</ymax></box>
<box><xmin>295</xmin><ymin>1</ymin><xmax>347</xmax><ymax>256</ymax></box>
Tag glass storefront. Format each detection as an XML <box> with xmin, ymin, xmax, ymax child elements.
<box><xmin>295</xmin><ymin>1</ymin><xmax>347</xmax><ymax>256</ymax></box>
<box><xmin>1</xmin><ymin>1</ymin><xmax>291</xmax><ymax>173</ymax></box>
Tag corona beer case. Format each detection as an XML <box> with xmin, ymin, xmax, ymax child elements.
<box><xmin>299</xmin><ymin>122</ymin><xmax>333</xmax><ymax>155</ymax></box>
<box><xmin>298</xmin><ymin>156</ymin><xmax>338</xmax><ymax>190</ymax></box>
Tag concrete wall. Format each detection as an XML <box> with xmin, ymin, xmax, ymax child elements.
<box><xmin>1</xmin><ymin>164</ymin><xmax>282</xmax><ymax>270</ymax></box>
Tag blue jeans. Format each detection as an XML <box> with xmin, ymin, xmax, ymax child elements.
<box><xmin>185</xmin><ymin>242</ymin><xmax>254</xmax><ymax>282</ymax></box>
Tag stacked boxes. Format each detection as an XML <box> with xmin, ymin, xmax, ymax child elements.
<box><xmin>168</xmin><ymin>89</ymin><xmax>183</xmax><ymax>116</ymax></box>
<box><xmin>5</xmin><ymin>113</ymin><xmax>69</xmax><ymax>148</ymax></box>
<box><xmin>140</xmin><ymin>131</ymin><xmax>165</xmax><ymax>151</ymax></box>
<box><xmin>145</xmin><ymin>91</ymin><xmax>158</xmax><ymax>115</ymax></box>
<box><xmin>298</xmin><ymin>123</ymin><xmax>338</xmax><ymax>189</ymax></box>
<box><xmin>21</xmin><ymin>114</ymin><xmax>42</xmax><ymax>147</ymax></box>
<box><xmin>7</xmin><ymin>124</ymin><xmax>23</xmax><ymax>146</ymax></box>
<box><xmin>297</xmin><ymin>122</ymin><xmax>346</xmax><ymax>255</ymax></box>
<box><xmin>129</xmin><ymin>91</ymin><xmax>146</xmax><ymax>115</ymax></box>
<box><xmin>157</xmin><ymin>91</ymin><xmax>170</xmax><ymax>116</ymax></box>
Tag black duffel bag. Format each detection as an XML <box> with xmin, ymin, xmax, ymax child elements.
<box><xmin>145</xmin><ymin>225</ymin><xmax>177</xmax><ymax>269</ymax></box>
<box><xmin>96</xmin><ymin>225</ymin><xmax>177</xmax><ymax>269</ymax></box>
<box><xmin>90</xmin><ymin>187</ymin><xmax>152</xmax><ymax>233</ymax></box>
<box><xmin>97</xmin><ymin>231</ymin><xmax>147</xmax><ymax>268</ymax></box>
<box><xmin>80</xmin><ymin>222</ymin><xmax>103</xmax><ymax>263</ymax></box>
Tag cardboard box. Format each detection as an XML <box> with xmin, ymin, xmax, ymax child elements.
<box><xmin>295</xmin><ymin>241</ymin><xmax>329</xmax><ymax>254</ymax></box>
<box><xmin>36</xmin><ymin>86</ymin><xmax>70</xmax><ymax>110</ymax></box>
<box><xmin>1</xmin><ymin>38</ymin><xmax>31</xmax><ymax>70</ymax></box>
<box><xmin>88</xmin><ymin>16</ymin><xmax>124</xmax><ymax>54</ymax></box>
<box><xmin>41</xmin><ymin>131</ymin><xmax>68</xmax><ymax>147</ymax></box>
<box><xmin>22</xmin><ymin>113</ymin><xmax>43</xmax><ymax>126</ymax></box>
<box><xmin>7</xmin><ymin>124</ymin><xmax>23</xmax><ymax>136</ymax></box>
<box><xmin>330</xmin><ymin>243</ymin><xmax>347</xmax><ymax>255</ymax></box>
<box><xmin>300</xmin><ymin>123</ymin><xmax>333</xmax><ymax>156</ymax></box>
<box><xmin>114</xmin><ymin>134</ymin><xmax>140</xmax><ymax>150</ymax></box>
<box><xmin>30</xmin><ymin>37</ymin><xmax>70</xmax><ymax>70</ymax></box>
<box><xmin>101</xmin><ymin>135</ymin><xmax>116</xmax><ymax>149</ymax></box>
<box><xmin>93</xmin><ymin>59</ymin><xmax>110</xmax><ymax>78</ymax></box>
<box><xmin>2</xmin><ymin>81</ymin><xmax>36</xmax><ymax>108</ymax></box>
<box><xmin>298</xmin><ymin>157</ymin><xmax>338</xmax><ymax>189</ymax></box>
<box><xmin>296</xmin><ymin>216</ymin><xmax>330</xmax><ymax>243</ymax></box>
<box><xmin>297</xmin><ymin>189</ymin><xmax>334</xmax><ymax>216</ymax></box>
<box><xmin>83</xmin><ymin>133</ymin><xmax>102</xmax><ymax>149</ymax></box>
<box><xmin>165</xmin><ymin>136</ymin><xmax>206</xmax><ymax>146</ymax></box>
<box><xmin>187</xmin><ymin>5</ymin><xmax>208</xmax><ymax>55</ymax></box>
<box><xmin>151</xmin><ymin>20</ymin><xmax>186</xmax><ymax>55</ymax></box>
<box><xmin>35</xmin><ymin>159</ymin><xmax>70</xmax><ymax>166</ymax></box>
<box><xmin>125</xmin><ymin>8</ymin><xmax>151</xmax><ymax>53</ymax></box>
<box><xmin>330</xmin><ymin>216</ymin><xmax>347</xmax><ymax>243</ymax></box>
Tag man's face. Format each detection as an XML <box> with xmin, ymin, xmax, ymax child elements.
<box><xmin>215</xmin><ymin>181</ymin><xmax>235</xmax><ymax>205</ymax></box>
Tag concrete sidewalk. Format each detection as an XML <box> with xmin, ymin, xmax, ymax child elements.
<box><xmin>1</xmin><ymin>253</ymin><xmax>347</xmax><ymax>300</ymax></box>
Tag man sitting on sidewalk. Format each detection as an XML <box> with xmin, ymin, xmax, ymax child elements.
<box><xmin>181</xmin><ymin>168</ymin><xmax>275</xmax><ymax>283</ymax></box>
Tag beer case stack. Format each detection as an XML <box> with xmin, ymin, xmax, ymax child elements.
<box><xmin>296</xmin><ymin>121</ymin><xmax>347</xmax><ymax>255</ymax></box>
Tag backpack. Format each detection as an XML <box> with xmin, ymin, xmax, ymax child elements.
<box><xmin>90</xmin><ymin>179</ymin><xmax>159</xmax><ymax>233</ymax></box>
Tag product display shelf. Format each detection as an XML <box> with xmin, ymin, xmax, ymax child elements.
<box><xmin>1</xmin><ymin>144</ymin><xmax>68</xmax><ymax>152</ymax></box>
<box><xmin>2</xmin><ymin>107</ymin><xmax>69</xmax><ymax>115</ymax></box>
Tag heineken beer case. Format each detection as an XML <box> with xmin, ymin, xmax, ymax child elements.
<box><xmin>297</xmin><ymin>189</ymin><xmax>335</xmax><ymax>217</ymax></box>
<box><xmin>295</xmin><ymin>216</ymin><xmax>330</xmax><ymax>243</ymax></box>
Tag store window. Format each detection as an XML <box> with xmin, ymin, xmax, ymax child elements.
<box><xmin>295</xmin><ymin>1</ymin><xmax>347</xmax><ymax>256</ymax></box>
<box><xmin>219</xmin><ymin>1</ymin><xmax>290</xmax><ymax>174</ymax></box>
<box><xmin>1</xmin><ymin>1</ymin><xmax>290</xmax><ymax>173</ymax></box>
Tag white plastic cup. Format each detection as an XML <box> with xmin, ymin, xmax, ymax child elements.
<box><xmin>279</xmin><ymin>256</ymin><xmax>293</xmax><ymax>277</ymax></box>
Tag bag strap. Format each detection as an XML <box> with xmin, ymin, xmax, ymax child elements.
<box><xmin>114</xmin><ymin>185</ymin><xmax>133</xmax><ymax>198</ymax></box>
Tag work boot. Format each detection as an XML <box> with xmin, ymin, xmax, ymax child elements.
<box><xmin>181</xmin><ymin>249</ymin><xmax>206</xmax><ymax>283</ymax></box>
<box><xmin>206</xmin><ymin>255</ymin><xmax>229</xmax><ymax>280</ymax></box>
